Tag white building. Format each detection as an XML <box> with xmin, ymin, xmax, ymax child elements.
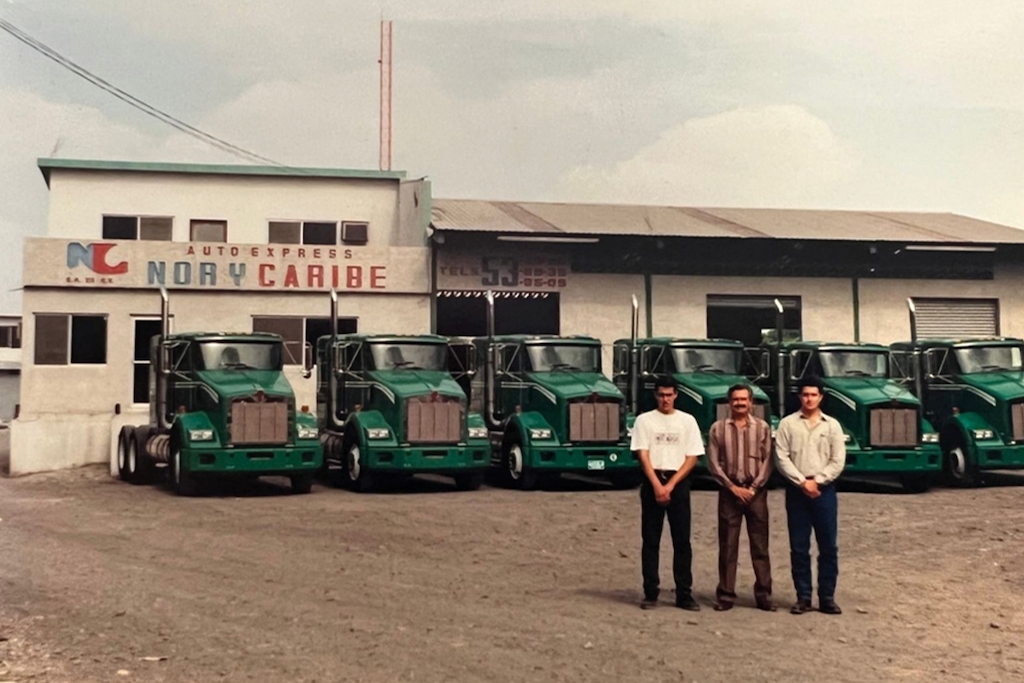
<box><xmin>12</xmin><ymin>157</ymin><xmax>1024</xmax><ymax>475</ymax></box>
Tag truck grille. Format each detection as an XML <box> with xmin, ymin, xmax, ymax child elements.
<box><xmin>869</xmin><ymin>407</ymin><xmax>918</xmax><ymax>448</ymax></box>
<box><xmin>406</xmin><ymin>397</ymin><xmax>463</xmax><ymax>444</ymax></box>
<box><xmin>569</xmin><ymin>401</ymin><xmax>620</xmax><ymax>442</ymax></box>
<box><xmin>715</xmin><ymin>401</ymin><xmax>768</xmax><ymax>422</ymax></box>
<box><xmin>230</xmin><ymin>397</ymin><xmax>289</xmax><ymax>445</ymax></box>
<box><xmin>1011</xmin><ymin>402</ymin><xmax>1024</xmax><ymax>442</ymax></box>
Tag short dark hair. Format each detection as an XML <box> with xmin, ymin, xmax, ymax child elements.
<box><xmin>654</xmin><ymin>376</ymin><xmax>677</xmax><ymax>391</ymax></box>
<box><xmin>727</xmin><ymin>383</ymin><xmax>752</xmax><ymax>400</ymax></box>
<box><xmin>797</xmin><ymin>375</ymin><xmax>825</xmax><ymax>393</ymax></box>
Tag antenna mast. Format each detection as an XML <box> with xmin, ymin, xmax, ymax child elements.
<box><xmin>379</xmin><ymin>19</ymin><xmax>393</xmax><ymax>171</ymax></box>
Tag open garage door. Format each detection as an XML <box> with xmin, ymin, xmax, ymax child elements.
<box><xmin>436</xmin><ymin>291</ymin><xmax>559</xmax><ymax>337</ymax></box>
<box><xmin>911</xmin><ymin>298</ymin><xmax>998</xmax><ymax>338</ymax></box>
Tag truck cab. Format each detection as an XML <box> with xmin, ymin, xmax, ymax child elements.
<box><xmin>315</xmin><ymin>333</ymin><xmax>490</xmax><ymax>491</ymax></box>
<box><xmin>612</xmin><ymin>338</ymin><xmax>774</xmax><ymax>464</ymax></box>
<box><xmin>467</xmin><ymin>335</ymin><xmax>637</xmax><ymax>489</ymax></box>
<box><xmin>755</xmin><ymin>341</ymin><xmax>941</xmax><ymax>491</ymax></box>
<box><xmin>117</xmin><ymin>320</ymin><xmax>322</xmax><ymax>496</ymax></box>
<box><xmin>890</xmin><ymin>337</ymin><xmax>1024</xmax><ymax>485</ymax></box>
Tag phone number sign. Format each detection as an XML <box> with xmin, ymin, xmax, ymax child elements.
<box><xmin>437</xmin><ymin>254</ymin><xmax>569</xmax><ymax>291</ymax></box>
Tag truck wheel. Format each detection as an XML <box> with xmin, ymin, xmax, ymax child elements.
<box><xmin>453</xmin><ymin>472</ymin><xmax>484</xmax><ymax>491</ymax></box>
<box><xmin>502</xmin><ymin>437</ymin><xmax>538</xmax><ymax>490</ymax></box>
<box><xmin>943</xmin><ymin>434</ymin><xmax>979</xmax><ymax>487</ymax></box>
<box><xmin>899</xmin><ymin>474</ymin><xmax>930</xmax><ymax>494</ymax></box>
<box><xmin>170</xmin><ymin>445</ymin><xmax>198</xmax><ymax>497</ymax></box>
<box><xmin>290</xmin><ymin>474</ymin><xmax>314</xmax><ymax>494</ymax></box>
<box><xmin>124</xmin><ymin>428</ymin><xmax>153</xmax><ymax>485</ymax></box>
<box><xmin>116</xmin><ymin>426</ymin><xmax>133</xmax><ymax>481</ymax></box>
<box><xmin>346</xmin><ymin>443</ymin><xmax>374</xmax><ymax>493</ymax></box>
<box><xmin>609</xmin><ymin>471</ymin><xmax>643</xmax><ymax>489</ymax></box>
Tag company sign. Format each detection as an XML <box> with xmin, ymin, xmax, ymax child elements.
<box><xmin>24</xmin><ymin>238</ymin><xmax>430</xmax><ymax>294</ymax></box>
<box><xmin>437</xmin><ymin>253</ymin><xmax>570</xmax><ymax>292</ymax></box>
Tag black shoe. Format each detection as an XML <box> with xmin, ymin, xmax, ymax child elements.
<box><xmin>818</xmin><ymin>599</ymin><xmax>842</xmax><ymax>615</ymax></box>
<box><xmin>756</xmin><ymin>600</ymin><xmax>778</xmax><ymax>612</ymax></box>
<box><xmin>676</xmin><ymin>596</ymin><xmax>701</xmax><ymax>611</ymax></box>
<box><xmin>640</xmin><ymin>597</ymin><xmax>658</xmax><ymax>610</ymax></box>
<box><xmin>790</xmin><ymin>599</ymin><xmax>813</xmax><ymax>615</ymax></box>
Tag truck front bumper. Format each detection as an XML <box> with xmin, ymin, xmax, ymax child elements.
<box><xmin>843</xmin><ymin>445</ymin><xmax>942</xmax><ymax>475</ymax></box>
<box><xmin>365</xmin><ymin>444</ymin><xmax>491</xmax><ymax>474</ymax></box>
<box><xmin>975</xmin><ymin>443</ymin><xmax>1024</xmax><ymax>470</ymax></box>
<box><xmin>184</xmin><ymin>444</ymin><xmax>322</xmax><ymax>476</ymax></box>
<box><xmin>524</xmin><ymin>444</ymin><xmax>638</xmax><ymax>473</ymax></box>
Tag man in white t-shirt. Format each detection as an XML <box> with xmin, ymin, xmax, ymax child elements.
<box><xmin>631</xmin><ymin>376</ymin><xmax>705</xmax><ymax>610</ymax></box>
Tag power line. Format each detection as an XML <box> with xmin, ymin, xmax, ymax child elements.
<box><xmin>0</xmin><ymin>17</ymin><xmax>286</xmax><ymax>166</ymax></box>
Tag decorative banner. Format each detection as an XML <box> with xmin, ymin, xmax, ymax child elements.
<box><xmin>437</xmin><ymin>253</ymin><xmax>569</xmax><ymax>291</ymax></box>
<box><xmin>23</xmin><ymin>238</ymin><xmax>430</xmax><ymax>294</ymax></box>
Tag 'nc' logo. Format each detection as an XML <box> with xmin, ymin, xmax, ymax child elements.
<box><xmin>66</xmin><ymin>242</ymin><xmax>129</xmax><ymax>275</ymax></box>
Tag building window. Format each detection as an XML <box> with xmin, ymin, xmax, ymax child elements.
<box><xmin>268</xmin><ymin>221</ymin><xmax>301</xmax><ymax>244</ymax></box>
<box><xmin>102</xmin><ymin>215</ymin><xmax>173</xmax><ymax>241</ymax></box>
<box><xmin>0</xmin><ymin>323</ymin><xmax>20</xmax><ymax>349</ymax></box>
<box><xmin>252</xmin><ymin>316</ymin><xmax>358</xmax><ymax>365</ymax></box>
<box><xmin>190</xmin><ymin>219</ymin><xmax>227</xmax><ymax>243</ymax></box>
<box><xmin>302</xmin><ymin>222</ymin><xmax>337</xmax><ymax>245</ymax></box>
<box><xmin>706</xmin><ymin>295</ymin><xmax>802</xmax><ymax>347</ymax></box>
<box><xmin>341</xmin><ymin>222</ymin><xmax>369</xmax><ymax>245</ymax></box>
<box><xmin>133</xmin><ymin>319</ymin><xmax>163</xmax><ymax>404</ymax></box>
<box><xmin>34</xmin><ymin>314</ymin><xmax>107</xmax><ymax>365</ymax></box>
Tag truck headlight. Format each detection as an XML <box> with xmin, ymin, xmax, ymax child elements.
<box><xmin>468</xmin><ymin>427</ymin><xmax>488</xmax><ymax>439</ymax></box>
<box><xmin>922</xmin><ymin>433</ymin><xmax>940</xmax><ymax>443</ymax></box>
<box><xmin>367</xmin><ymin>428</ymin><xmax>391</xmax><ymax>440</ymax></box>
<box><xmin>530</xmin><ymin>428</ymin><xmax>553</xmax><ymax>440</ymax></box>
<box><xmin>297</xmin><ymin>425</ymin><xmax>319</xmax><ymax>440</ymax></box>
<box><xmin>189</xmin><ymin>429</ymin><xmax>214</xmax><ymax>442</ymax></box>
<box><xmin>973</xmin><ymin>429</ymin><xmax>995</xmax><ymax>440</ymax></box>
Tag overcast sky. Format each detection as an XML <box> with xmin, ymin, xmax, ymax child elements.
<box><xmin>2</xmin><ymin>0</ymin><xmax>1024</xmax><ymax>314</ymax></box>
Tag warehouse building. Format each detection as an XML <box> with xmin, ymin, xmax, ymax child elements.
<box><xmin>10</xmin><ymin>158</ymin><xmax>1024</xmax><ymax>474</ymax></box>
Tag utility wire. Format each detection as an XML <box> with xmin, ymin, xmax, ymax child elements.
<box><xmin>0</xmin><ymin>17</ymin><xmax>286</xmax><ymax>166</ymax></box>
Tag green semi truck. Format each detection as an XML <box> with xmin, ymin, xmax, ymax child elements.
<box><xmin>314</xmin><ymin>291</ymin><xmax>490</xmax><ymax>492</ymax></box>
<box><xmin>116</xmin><ymin>289</ymin><xmax>323</xmax><ymax>495</ymax></box>
<box><xmin>463</xmin><ymin>292</ymin><xmax>637</xmax><ymax>490</ymax></box>
<box><xmin>888</xmin><ymin>300</ymin><xmax>1024</xmax><ymax>485</ymax></box>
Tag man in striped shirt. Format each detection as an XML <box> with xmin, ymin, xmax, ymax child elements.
<box><xmin>707</xmin><ymin>383</ymin><xmax>775</xmax><ymax>612</ymax></box>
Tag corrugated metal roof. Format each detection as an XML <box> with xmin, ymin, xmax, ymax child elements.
<box><xmin>38</xmin><ymin>158</ymin><xmax>406</xmax><ymax>187</ymax></box>
<box><xmin>431</xmin><ymin>199</ymin><xmax>1024</xmax><ymax>244</ymax></box>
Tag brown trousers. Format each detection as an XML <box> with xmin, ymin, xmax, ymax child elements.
<box><xmin>717</xmin><ymin>488</ymin><xmax>772</xmax><ymax>605</ymax></box>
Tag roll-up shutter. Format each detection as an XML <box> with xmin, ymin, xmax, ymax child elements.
<box><xmin>911</xmin><ymin>298</ymin><xmax>998</xmax><ymax>338</ymax></box>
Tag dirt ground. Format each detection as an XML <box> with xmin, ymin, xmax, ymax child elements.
<box><xmin>1</xmin><ymin>466</ymin><xmax>1023</xmax><ymax>683</ymax></box>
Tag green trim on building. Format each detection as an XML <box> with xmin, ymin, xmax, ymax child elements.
<box><xmin>37</xmin><ymin>158</ymin><xmax>406</xmax><ymax>186</ymax></box>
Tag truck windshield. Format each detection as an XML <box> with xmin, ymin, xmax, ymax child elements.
<box><xmin>199</xmin><ymin>342</ymin><xmax>283</xmax><ymax>371</ymax></box>
<box><xmin>955</xmin><ymin>345</ymin><xmax>1024</xmax><ymax>373</ymax></box>
<box><xmin>819</xmin><ymin>351</ymin><xmax>888</xmax><ymax>378</ymax></box>
<box><xmin>527</xmin><ymin>344</ymin><xmax>601</xmax><ymax>372</ymax></box>
<box><xmin>671</xmin><ymin>347</ymin><xmax>741</xmax><ymax>374</ymax></box>
<box><xmin>370</xmin><ymin>343</ymin><xmax>446</xmax><ymax>370</ymax></box>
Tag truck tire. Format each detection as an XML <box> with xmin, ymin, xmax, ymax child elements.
<box><xmin>502</xmin><ymin>435</ymin><xmax>538</xmax><ymax>491</ymax></box>
<box><xmin>453</xmin><ymin>472</ymin><xmax>484</xmax><ymax>491</ymax></box>
<box><xmin>943</xmin><ymin>432</ymin><xmax>980</xmax><ymax>487</ymax></box>
<box><xmin>116</xmin><ymin>426</ymin><xmax>133</xmax><ymax>481</ymax></box>
<box><xmin>170</xmin><ymin>442</ymin><xmax>198</xmax><ymax>496</ymax></box>
<box><xmin>290</xmin><ymin>474</ymin><xmax>314</xmax><ymax>494</ymax></box>
<box><xmin>133</xmin><ymin>426</ymin><xmax>157</xmax><ymax>485</ymax></box>
<box><xmin>346</xmin><ymin>443</ymin><xmax>375</xmax><ymax>493</ymax></box>
<box><xmin>899</xmin><ymin>474</ymin><xmax>930</xmax><ymax>494</ymax></box>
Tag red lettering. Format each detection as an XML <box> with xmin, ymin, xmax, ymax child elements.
<box><xmin>259</xmin><ymin>263</ymin><xmax>276</xmax><ymax>286</ymax></box>
<box><xmin>217</xmin><ymin>246</ymin><xmax>225</xmax><ymax>256</ymax></box>
<box><xmin>329</xmin><ymin>249</ymin><xmax>337</xmax><ymax>260</ymax></box>
<box><xmin>313</xmin><ymin>248</ymin><xmax>322</xmax><ymax>259</ymax></box>
<box><xmin>346</xmin><ymin>265</ymin><xmax>362</xmax><ymax>289</ymax></box>
<box><xmin>282</xmin><ymin>248</ymin><xmax>291</xmax><ymax>258</ymax></box>
<box><xmin>251</xmin><ymin>247</ymin><xmax>259</xmax><ymax>257</ymax></box>
<box><xmin>230</xmin><ymin>246</ymin><xmax>239</xmax><ymax>257</ymax></box>
<box><xmin>344</xmin><ymin>249</ymin><xmax>353</xmax><ymax>259</ymax></box>
<box><xmin>202</xmin><ymin>246</ymin><xmax>212</xmax><ymax>256</ymax></box>
<box><xmin>308</xmin><ymin>265</ymin><xmax>324</xmax><ymax>288</ymax></box>
<box><xmin>298</xmin><ymin>248</ymin><xmax>306</xmax><ymax>259</ymax></box>
<box><xmin>331</xmin><ymin>265</ymin><xmax>340</xmax><ymax>288</ymax></box>
<box><xmin>283</xmin><ymin>265</ymin><xmax>300</xmax><ymax>288</ymax></box>
<box><xmin>91</xmin><ymin>243</ymin><xmax>129</xmax><ymax>275</ymax></box>
<box><xmin>187</xmin><ymin>245</ymin><xmax>196</xmax><ymax>256</ymax></box>
<box><xmin>370</xmin><ymin>266</ymin><xmax>386</xmax><ymax>289</ymax></box>
<box><xmin>266</xmin><ymin>247</ymin><xmax>275</xmax><ymax>257</ymax></box>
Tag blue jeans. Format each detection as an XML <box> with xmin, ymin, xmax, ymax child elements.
<box><xmin>785</xmin><ymin>484</ymin><xmax>838</xmax><ymax>601</ymax></box>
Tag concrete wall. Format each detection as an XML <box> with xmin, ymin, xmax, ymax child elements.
<box><xmin>560</xmin><ymin>273</ymin><xmax>646</xmax><ymax>373</ymax></box>
<box><xmin>46</xmin><ymin>170</ymin><xmax>420</xmax><ymax>247</ymax></box>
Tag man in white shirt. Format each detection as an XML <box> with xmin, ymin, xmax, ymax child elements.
<box><xmin>631</xmin><ymin>376</ymin><xmax>705</xmax><ymax>610</ymax></box>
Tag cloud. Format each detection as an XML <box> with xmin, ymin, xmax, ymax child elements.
<box><xmin>558</xmin><ymin>105</ymin><xmax>858</xmax><ymax>207</ymax></box>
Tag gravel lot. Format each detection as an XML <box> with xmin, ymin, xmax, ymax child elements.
<box><xmin>1</xmin><ymin>466</ymin><xmax>1023</xmax><ymax>683</ymax></box>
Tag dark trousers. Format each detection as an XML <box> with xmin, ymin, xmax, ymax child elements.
<box><xmin>785</xmin><ymin>484</ymin><xmax>839</xmax><ymax>601</ymax></box>
<box><xmin>640</xmin><ymin>475</ymin><xmax>693</xmax><ymax>601</ymax></box>
<box><xmin>716</xmin><ymin>488</ymin><xmax>772</xmax><ymax>605</ymax></box>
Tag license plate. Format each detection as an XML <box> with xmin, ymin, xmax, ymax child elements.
<box><xmin>587</xmin><ymin>460</ymin><xmax>606</xmax><ymax>471</ymax></box>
